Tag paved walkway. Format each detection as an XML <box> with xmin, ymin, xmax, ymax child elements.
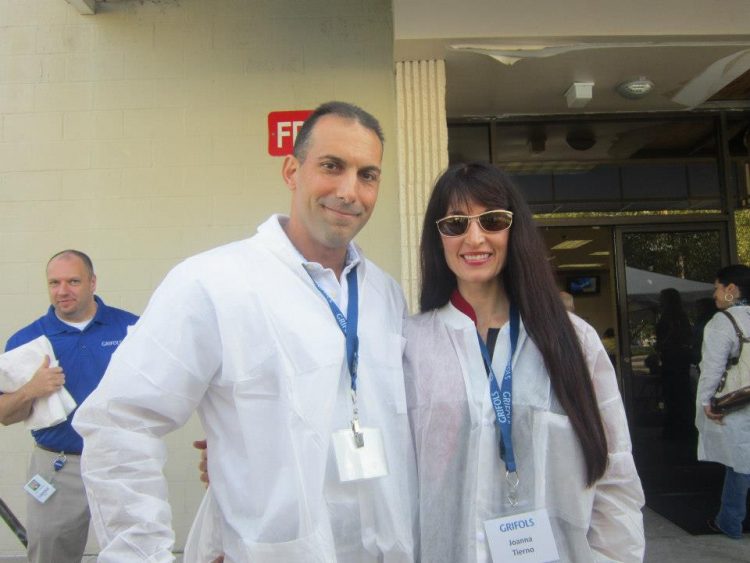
<box><xmin>644</xmin><ymin>507</ymin><xmax>750</xmax><ymax>562</ymax></box>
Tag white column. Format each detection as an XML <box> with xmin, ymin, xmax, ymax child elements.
<box><xmin>395</xmin><ymin>59</ymin><xmax>449</xmax><ymax>312</ymax></box>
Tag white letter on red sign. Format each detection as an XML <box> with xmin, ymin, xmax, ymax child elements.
<box><xmin>277</xmin><ymin>121</ymin><xmax>292</xmax><ymax>149</ymax></box>
<box><xmin>291</xmin><ymin>121</ymin><xmax>305</xmax><ymax>145</ymax></box>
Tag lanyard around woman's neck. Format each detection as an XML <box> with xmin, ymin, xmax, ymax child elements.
<box><xmin>450</xmin><ymin>289</ymin><xmax>521</xmax><ymax>505</ymax></box>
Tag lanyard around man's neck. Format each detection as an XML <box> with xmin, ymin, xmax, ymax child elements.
<box><xmin>308</xmin><ymin>268</ymin><xmax>363</xmax><ymax>445</ymax></box>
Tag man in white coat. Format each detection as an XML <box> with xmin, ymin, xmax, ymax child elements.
<box><xmin>73</xmin><ymin>102</ymin><xmax>417</xmax><ymax>562</ymax></box>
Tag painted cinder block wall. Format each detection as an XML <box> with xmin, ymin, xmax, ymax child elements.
<box><xmin>0</xmin><ymin>0</ymin><xmax>398</xmax><ymax>556</ymax></box>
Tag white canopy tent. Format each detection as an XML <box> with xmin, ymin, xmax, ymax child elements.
<box><xmin>625</xmin><ymin>266</ymin><xmax>714</xmax><ymax>304</ymax></box>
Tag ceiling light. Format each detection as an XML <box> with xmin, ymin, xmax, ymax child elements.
<box><xmin>565</xmin><ymin>82</ymin><xmax>594</xmax><ymax>108</ymax></box>
<box><xmin>589</xmin><ymin>251</ymin><xmax>610</xmax><ymax>256</ymax></box>
<box><xmin>551</xmin><ymin>239</ymin><xmax>592</xmax><ymax>250</ymax></box>
<box><xmin>558</xmin><ymin>263</ymin><xmax>604</xmax><ymax>269</ymax></box>
<box><xmin>616</xmin><ymin>77</ymin><xmax>654</xmax><ymax>99</ymax></box>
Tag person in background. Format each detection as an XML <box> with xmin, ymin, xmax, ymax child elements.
<box><xmin>0</xmin><ymin>250</ymin><xmax>137</xmax><ymax>563</ymax></box>
<box><xmin>696</xmin><ymin>264</ymin><xmax>750</xmax><ymax>539</ymax></box>
<box><xmin>655</xmin><ymin>288</ymin><xmax>693</xmax><ymax>439</ymax></box>
<box><xmin>73</xmin><ymin>102</ymin><xmax>416</xmax><ymax>561</ymax></box>
<box><xmin>691</xmin><ymin>297</ymin><xmax>717</xmax><ymax>368</ymax></box>
<box><xmin>404</xmin><ymin>162</ymin><xmax>645</xmax><ymax>562</ymax></box>
<box><xmin>601</xmin><ymin>327</ymin><xmax>617</xmax><ymax>366</ymax></box>
<box><xmin>560</xmin><ymin>290</ymin><xmax>575</xmax><ymax>313</ymax></box>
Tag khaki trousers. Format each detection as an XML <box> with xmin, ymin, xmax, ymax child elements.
<box><xmin>26</xmin><ymin>447</ymin><xmax>90</xmax><ymax>563</ymax></box>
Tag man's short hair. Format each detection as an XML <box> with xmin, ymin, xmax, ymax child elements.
<box><xmin>293</xmin><ymin>101</ymin><xmax>384</xmax><ymax>162</ymax></box>
<box><xmin>47</xmin><ymin>249</ymin><xmax>95</xmax><ymax>277</ymax></box>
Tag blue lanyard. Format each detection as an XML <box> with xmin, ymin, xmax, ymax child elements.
<box><xmin>308</xmin><ymin>268</ymin><xmax>359</xmax><ymax>392</ymax></box>
<box><xmin>476</xmin><ymin>304</ymin><xmax>520</xmax><ymax>474</ymax></box>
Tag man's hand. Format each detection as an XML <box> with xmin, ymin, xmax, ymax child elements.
<box><xmin>0</xmin><ymin>355</ymin><xmax>66</xmax><ymax>425</ymax></box>
<box><xmin>704</xmin><ymin>404</ymin><xmax>725</xmax><ymax>424</ymax></box>
<box><xmin>24</xmin><ymin>356</ymin><xmax>65</xmax><ymax>399</ymax></box>
<box><xmin>192</xmin><ymin>439</ymin><xmax>224</xmax><ymax>562</ymax></box>
<box><xmin>193</xmin><ymin>439</ymin><xmax>209</xmax><ymax>486</ymax></box>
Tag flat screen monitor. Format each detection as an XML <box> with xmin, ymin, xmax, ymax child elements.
<box><xmin>567</xmin><ymin>275</ymin><xmax>600</xmax><ymax>295</ymax></box>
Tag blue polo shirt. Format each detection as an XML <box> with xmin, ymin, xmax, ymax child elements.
<box><xmin>4</xmin><ymin>296</ymin><xmax>138</xmax><ymax>453</ymax></box>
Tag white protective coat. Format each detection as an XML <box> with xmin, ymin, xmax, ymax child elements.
<box><xmin>73</xmin><ymin>216</ymin><xmax>417</xmax><ymax>562</ymax></box>
<box><xmin>696</xmin><ymin>305</ymin><xmax>750</xmax><ymax>474</ymax></box>
<box><xmin>404</xmin><ymin>303</ymin><xmax>645</xmax><ymax>563</ymax></box>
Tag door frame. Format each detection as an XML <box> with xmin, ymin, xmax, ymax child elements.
<box><xmin>613</xmin><ymin>220</ymin><xmax>731</xmax><ymax>423</ymax></box>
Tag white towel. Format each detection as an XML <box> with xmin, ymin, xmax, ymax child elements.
<box><xmin>0</xmin><ymin>335</ymin><xmax>77</xmax><ymax>430</ymax></box>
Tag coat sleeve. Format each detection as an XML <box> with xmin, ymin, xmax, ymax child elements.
<box><xmin>576</xmin><ymin>320</ymin><xmax>645</xmax><ymax>562</ymax></box>
<box><xmin>73</xmin><ymin>263</ymin><xmax>222</xmax><ymax>562</ymax></box>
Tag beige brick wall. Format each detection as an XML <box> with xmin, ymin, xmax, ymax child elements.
<box><xmin>0</xmin><ymin>0</ymin><xmax>398</xmax><ymax>556</ymax></box>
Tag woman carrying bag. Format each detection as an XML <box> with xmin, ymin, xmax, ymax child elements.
<box><xmin>696</xmin><ymin>264</ymin><xmax>750</xmax><ymax>539</ymax></box>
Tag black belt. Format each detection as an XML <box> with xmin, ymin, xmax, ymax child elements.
<box><xmin>35</xmin><ymin>444</ymin><xmax>81</xmax><ymax>456</ymax></box>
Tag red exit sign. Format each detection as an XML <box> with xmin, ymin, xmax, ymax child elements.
<box><xmin>268</xmin><ymin>110</ymin><xmax>313</xmax><ymax>156</ymax></box>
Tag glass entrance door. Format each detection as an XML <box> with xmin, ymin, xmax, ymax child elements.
<box><xmin>615</xmin><ymin>223</ymin><xmax>729</xmax><ymax>534</ymax></box>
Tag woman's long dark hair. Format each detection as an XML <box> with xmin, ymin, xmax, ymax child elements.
<box><xmin>419</xmin><ymin>162</ymin><xmax>608</xmax><ymax>485</ymax></box>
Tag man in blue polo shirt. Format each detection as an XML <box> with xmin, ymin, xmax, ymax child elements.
<box><xmin>0</xmin><ymin>249</ymin><xmax>137</xmax><ymax>563</ymax></box>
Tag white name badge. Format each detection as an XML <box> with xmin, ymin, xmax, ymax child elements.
<box><xmin>332</xmin><ymin>427</ymin><xmax>389</xmax><ymax>482</ymax></box>
<box><xmin>24</xmin><ymin>474</ymin><xmax>56</xmax><ymax>504</ymax></box>
<box><xmin>484</xmin><ymin>508</ymin><xmax>560</xmax><ymax>563</ymax></box>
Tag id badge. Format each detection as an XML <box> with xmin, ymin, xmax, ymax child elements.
<box><xmin>484</xmin><ymin>508</ymin><xmax>560</xmax><ymax>563</ymax></box>
<box><xmin>24</xmin><ymin>474</ymin><xmax>56</xmax><ymax>504</ymax></box>
<box><xmin>331</xmin><ymin>427</ymin><xmax>389</xmax><ymax>482</ymax></box>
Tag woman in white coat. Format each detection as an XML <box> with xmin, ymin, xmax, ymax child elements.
<box><xmin>696</xmin><ymin>264</ymin><xmax>750</xmax><ymax>539</ymax></box>
<box><xmin>404</xmin><ymin>162</ymin><xmax>645</xmax><ymax>562</ymax></box>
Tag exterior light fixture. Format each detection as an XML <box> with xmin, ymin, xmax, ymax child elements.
<box><xmin>616</xmin><ymin>77</ymin><xmax>654</xmax><ymax>99</ymax></box>
<box><xmin>566</xmin><ymin>129</ymin><xmax>596</xmax><ymax>151</ymax></box>
<box><xmin>565</xmin><ymin>82</ymin><xmax>594</xmax><ymax>108</ymax></box>
<box><xmin>528</xmin><ymin>130</ymin><xmax>547</xmax><ymax>154</ymax></box>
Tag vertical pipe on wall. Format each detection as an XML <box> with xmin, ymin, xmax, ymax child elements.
<box><xmin>395</xmin><ymin>60</ymin><xmax>449</xmax><ymax>311</ymax></box>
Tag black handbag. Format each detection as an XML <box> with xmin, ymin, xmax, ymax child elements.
<box><xmin>710</xmin><ymin>310</ymin><xmax>750</xmax><ymax>413</ymax></box>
